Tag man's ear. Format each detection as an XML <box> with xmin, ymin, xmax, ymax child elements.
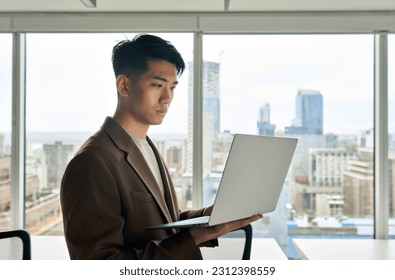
<box><xmin>116</xmin><ymin>75</ymin><xmax>130</xmax><ymax>97</ymax></box>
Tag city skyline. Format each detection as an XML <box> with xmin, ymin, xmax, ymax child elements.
<box><xmin>2</xmin><ymin>33</ymin><xmax>394</xmax><ymax>137</ymax></box>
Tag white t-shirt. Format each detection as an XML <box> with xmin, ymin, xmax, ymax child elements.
<box><xmin>129</xmin><ymin>133</ymin><xmax>165</xmax><ymax>197</ymax></box>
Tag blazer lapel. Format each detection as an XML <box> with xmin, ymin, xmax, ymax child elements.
<box><xmin>101</xmin><ymin>117</ymin><xmax>174</xmax><ymax>225</ymax></box>
<box><xmin>147</xmin><ymin>137</ymin><xmax>179</xmax><ymax>223</ymax></box>
<box><xmin>125</xmin><ymin>147</ymin><xmax>174</xmax><ymax>224</ymax></box>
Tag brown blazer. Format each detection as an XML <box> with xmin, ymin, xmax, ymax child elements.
<box><xmin>61</xmin><ymin>117</ymin><xmax>213</xmax><ymax>259</ymax></box>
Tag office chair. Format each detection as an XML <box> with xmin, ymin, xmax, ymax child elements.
<box><xmin>201</xmin><ymin>224</ymin><xmax>253</xmax><ymax>260</ymax></box>
<box><xmin>0</xmin><ymin>229</ymin><xmax>31</xmax><ymax>260</ymax></box>
<box><xmin>229</xmin><ymin>224</ymin><xmax>252</xmax><ymax>260</ymax></box>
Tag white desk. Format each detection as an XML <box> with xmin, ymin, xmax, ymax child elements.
<box><xmin>293</xmin><ymin>239</ymin><xmax>395</xmax><ymax>260</ymax></box>
<box><xmin>202</xmin><ymin>238</ymin><xmax>288</xmax><ymax>260</ymax></box>
<box><xmin>31</xmin><ymin>236</ymin><xmax>287</xmax><ymax>260</ymax></box>
<box><xmin>31</xmin><ymin>236</ymin><xmax>70</xmax><ymax>260</ymax></box>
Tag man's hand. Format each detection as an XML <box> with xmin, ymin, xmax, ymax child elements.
<box><xmin>189</xmin><ymin>213</ymin><xmax>262</xmax><ymax>246</ymax></box>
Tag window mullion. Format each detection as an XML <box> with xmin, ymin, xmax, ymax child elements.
<box><xmin>374</xmin><ymin>32</ymin><xmax>389</xmax><ymax>239</ymax></box>
<box><xmin>192</xmin><ymin>32</ymin><xmax>204</xmax><ymax>208</ymax></box>
<box><xmin>11</xmin><ymin>32</ymin><xmax>26</xmax><ymax>230</ymax></box>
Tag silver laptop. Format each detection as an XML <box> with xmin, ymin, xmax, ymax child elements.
<box><xmin>146</xmin><ymin>134</ymin><xmax>297</xmax><ymax>230</ymax></box>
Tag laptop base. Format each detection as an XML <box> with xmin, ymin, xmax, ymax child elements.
<box><xmin>145</xmin><ymin>216</ymin><xmax>211</xmax><ymax>230</ymax></box>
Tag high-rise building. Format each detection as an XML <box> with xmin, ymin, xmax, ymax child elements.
<box><xmin>43</xmin><ymin>141</ymin><xmax>74</xmax><ymax>190</ymax></box>
<box><xmin>186</xmin><ymin>61</ymin><xmax>221</xmax><ymax>174</ymax></box>
<box><xmin>285</xmin><ymin>89</ymin><xmax>323</xmax><ymax>135</ymax></box>
<box><xmin>0</xmin><ymin>156</ymin><xmax>11</xmax><ymax>230</ymax></box>
<box><xmin>152</xmin><ymin>137</ymin><xmax>186</xmax><ymax>174</ymax></box>
<box><xmin>343</xmin><ymin>148</ymin><xmax>374</xmax><ymax>217</ymax></box>
<box><xmin>309</xmin><ymin>148</ymin><xmax>356</xmax><ymax>188</ymax></box>
<box><xmin>202</xmin><ymin>62</ymin><xmax>221</xmax><ymax>136</ymax></box>
<box><xmin>301</xmin><ymin>148</ymin><xmax>356</xmax><ymax>217</ymax></box>
<box><xmin>257</xmin><ymin>102</ymin><xmax>275</xmax><ymax>136</ymax></box>
<box><xmin>0</xmin><ymin>134</ymin><xmax>4</xmax><ymax>155</ymax></box>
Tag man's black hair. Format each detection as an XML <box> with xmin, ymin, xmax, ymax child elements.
<box><xmin>112</xmin><ymin>34</ymin><xmax>185</xmax><ymax>79</ymax></box>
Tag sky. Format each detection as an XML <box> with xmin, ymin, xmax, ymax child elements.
<box><xmin>1</xmin><ymin>33</ymin><xmax>395</xmax><ymax>137</ymax></box>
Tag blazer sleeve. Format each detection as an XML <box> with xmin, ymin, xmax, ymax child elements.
<box><xmin>60</xmin><ymin>150</ymin><xmax>203</xmax><ymax>260</ymax></box>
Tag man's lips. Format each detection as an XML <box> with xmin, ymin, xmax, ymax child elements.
<box><xmin>156</xmin><ymin>108</ymin><xmax>167</xmax><ymax>115</ymax></box>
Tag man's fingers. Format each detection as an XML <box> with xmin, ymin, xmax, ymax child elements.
<box><xmin>225</xmin><ymin>214</ymin><xmax>263</xmax><ymax>232</ymax></box>
<box><xmin>211</xmin><ymin>214</ymin><xmax>263</xmax><ymax>235</ymax></box>
<box><xmin>203</xmin><ymin>205</ymin><xmax>213</xmax><ymax>216</ymax></box>
<box><xmin>190</xmin><ymin>214</ymin><xmax>263</xmax><ymax>245</ymax></box>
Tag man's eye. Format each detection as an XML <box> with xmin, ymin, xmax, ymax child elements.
<box><xmin>153</xmin><ymin>84</ymin><xmax>162</xmax><ymax>88</ymax></box>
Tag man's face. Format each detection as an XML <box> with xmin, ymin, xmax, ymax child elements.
<box><xmin>124</xmin><ymin>60</ymin><xmax>178</xmax><ymax>127</ymax></box>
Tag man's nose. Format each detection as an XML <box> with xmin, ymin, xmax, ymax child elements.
<box><xmin>161</xmin><ymin>87</ymin><xmax>173</xmax><ymax>104</ymax></box>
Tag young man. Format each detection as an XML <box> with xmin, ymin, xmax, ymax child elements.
<box><xmin>60</xmin><ymin>34</ymin><xmax>261</xmax><ymax>259</ymax></box>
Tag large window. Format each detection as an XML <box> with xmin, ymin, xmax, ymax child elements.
<box><xmin>0</xmin><ymin>34</ymin><xmax>13</xmax><ymax>231</ymax></box>
<box><xmin>389</xmin><ymin>34</ymin><xmax>395</xmax><ymax>238</ymax></box>
<box><xmin>202</xmin><ymin>35</ymin><xmax>374</xmax><ymax>258</ymax></box>
<box><xmin>3</xmin><ymin>29</ymin><xmax>393</xmax><ymax>256</ymax></box>
<box><xmin>24</xmin><ymin>33</ymin><xmax>193</xmax><ymax>235</ymax></box>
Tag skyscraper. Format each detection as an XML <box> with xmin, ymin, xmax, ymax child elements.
<box><xmin>285</xmin><ymin>89</ymin><xmax>323</xmax><ymax>135</ymax></box>
<box><xmin>186</xmin><ymin>61</ymin><xmax>221</xmax><ymax>174</ymax></box>
<box><xmin>202</xmin><ymin>62</ymin><xmax>221</xmax><ymax>136</ymax></box>
<box><xmin>257</xmin><ymin>102</ymin><xmax>275</xmax><ymax>136</ymax></box>
<box><xmin>43</xmin><ymin>141</ymin><xmax>74</xmax><ymax>190</ymax></box>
